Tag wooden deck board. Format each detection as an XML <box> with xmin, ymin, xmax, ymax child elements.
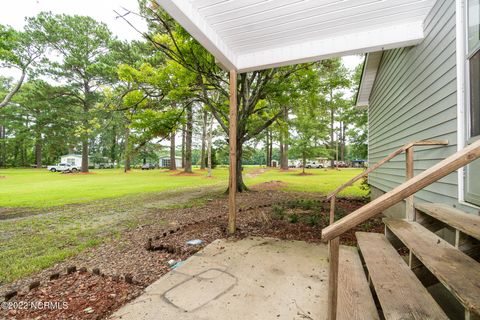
<box><xmin>337</xmin><ymin>246</ymin><xmax>380</xmax><ymax>320</ymax></box>
<box><xmin>356</xmin><ymin>232</ymin><xmax>448</xmax><ymax>320</ymax></box>
<box><xmin>384</xmin><ymin>218</ymin><xmax>480</xmax><ymax>316</ymax></box>
<box><xmin>415</xmin><ymin>203</ymin><xmax>480</xmax><ymax>240</ymax></box>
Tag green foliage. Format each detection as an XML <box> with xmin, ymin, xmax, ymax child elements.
<box><xmin>271</xmin><ymin>205</ymin><xmax>286</xmax><ymax>220</ymax></box>
<box><xmin>288</xmin><ymin>213</ymin><xmax>299</xmax><ymax>223</ymax></box>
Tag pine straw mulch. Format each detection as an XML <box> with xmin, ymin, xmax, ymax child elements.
<box><xmin>0</xmin><ymin>186</ymin><xmax>382</xmax><ymax>320</ymax></box>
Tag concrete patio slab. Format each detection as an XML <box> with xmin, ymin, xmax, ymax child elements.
<box><xmin>111</xmin><ymin>237</ymin><xmax>330</xmax><ymax>320</ymax></box>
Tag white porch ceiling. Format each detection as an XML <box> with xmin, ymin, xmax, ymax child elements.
<box><xmin>157</xmin><ymin>0</ymin><xmax>436</xmax><ymax>72</ymax></box>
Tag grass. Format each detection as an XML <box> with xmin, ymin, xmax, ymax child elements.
<box><xmin>246</xmin><ymin>167</ymin><xmax>367</xmax><ymax>197</ymax></box>
<box><xmin>0</xmin><ymin>168</ymin><xmax>229</xmax><ymax>207</ymax></box>
<box><xmin>0</xmin><ymin>166</ymin><xmax>367</xmax><ymax>285</ymax></box>
<box><xmin>0</xmin><ymin>167</ymin><xmax>366</xmax><ymax>208</ymax></box>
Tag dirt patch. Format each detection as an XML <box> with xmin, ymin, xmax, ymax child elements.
<box><xmin>2</xmin><ymin>272</ymin><xmax>137</xmax><ymax>320</ymax></box>
<box><xmin>172</xmin><ymin>171</ymin><xmax>201</xmax><ymax>176</ymax></box>
<box><xmin>0</xmin><ymin>176</ymin><xmax>6</xmax><ymax>179</ymax></box>
<box><xmin>62</xmin><ymin>172</ymin><xmax>96</xmax><ymax>175</ymax></box>
<box><xmin>250</xmin><ymin>180</ymin><xmax>287</xmax><ymax>190</ymax></box>
<box><xmin>245</xmin><ymin>168</ymin><xmax>268</xmax><ymax>178</ymax></box>
<box><xmin>0</xmin><ymin>207</ymin><xmax>48</xmax><ymax>221</ymax></box>
<box><xmin>296</xmin><ymin>172</ymin><xmax>314</xmax><ymax>176</ymax></box>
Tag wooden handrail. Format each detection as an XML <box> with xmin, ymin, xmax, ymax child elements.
<box><xmin>322</xmin><ymin>138</ymin><xmax>480</xmax><ymax>242</ymax></box>
<box><xmin>326</xmin><ymin>140</ymin><xmax>448</xmax><ymax>201</ymax></box>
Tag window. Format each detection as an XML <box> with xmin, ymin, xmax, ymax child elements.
<box><xmin>471</xmin><ymin>51</ymin><xmax>480</xmax><ymax>137</ymax></box>
<box><xmin>465</xmin><ymin>0</ymin><xmax>480</xmax><ymax>206</ymax></box>
<box><xmin>468</xmin><ymin>0</ymin><xmax>480</xmax><ymax>140</ymax></box>
<box><xmin>66</xmin><ymin>158</ymin><xmax>75</xmax><ymax>165</ymax></box>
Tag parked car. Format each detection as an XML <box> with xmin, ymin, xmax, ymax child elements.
<box><xmin>305</xmin><ymin>161</ymin><xmax>324</xmax><ymax>168</ymax></box>
<box><xmin>141</xmin><ymin>163</ymin><xmax>156</xmax><ymax>170</ymax></box>
<box><xmin>47</xmin><ymin>163</ymin><xmax>80</xmax><ymax>172</ymax></box>
<box><xmin>95</xmin><ymin>162</ymin><xmax>114</xmax><ymax>169</ymax></box>
<box><xmin>335</xmin><ymin>161</ymin><xmax>349</xmax><ymax>168</ymax></box>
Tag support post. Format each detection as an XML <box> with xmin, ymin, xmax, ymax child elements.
<box><xmin>228</xmin><ymin>70</ymin><xmax>237</xmax><ymax>234</ymax></box>
<box><xmin>329</xmin><ymin>196</ymin><xmax>336</xmax><ymax>225</ymax></box>
<box><xmin>327</xmin><ymin>195</ymin><xmax>338</xmax><ymax>319</ymax></box>
<box><xmin>406</xmin><ymin>147</ymin><xmax>415</xmax><ymax>221</ymax></box>
<box><xmin>327</xmin><ymin>237</ymin><xmax>339</xmax><ymax>320</ymax></box>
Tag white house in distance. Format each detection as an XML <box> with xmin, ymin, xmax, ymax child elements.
<box><xmin>60</xmin><ymin>154</ymin><xmax>88</xmax><ymax>167</ymax></box>
<box><xmin>159</xmin><ymin>156</ymin><xmax>182</xmax><ymax>168</ymax></box>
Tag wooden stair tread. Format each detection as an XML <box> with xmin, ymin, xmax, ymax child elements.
<box><xmin>415</xmin><ymin>203</ymin><xmax>480</xmax><ymax>240</ymax></box>
<box><xmin>337</xmin><ymin>246</ymin><xmax>380</xmax><ymax>320</ymax></box>
<box><xmin>384</xmin><ymin>218</ymin><xmax>480</xmax><ymax>315</ymax></box>
<box><xmin>356</xmin><ymin>232</ymin><xmax>448</xmax><ymax>320</ymax></box>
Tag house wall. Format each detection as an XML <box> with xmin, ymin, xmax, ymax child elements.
<box><xmin>368</xmin><ymin>0</ymin><xmax>479</xmax><ymax>215</ymax></box>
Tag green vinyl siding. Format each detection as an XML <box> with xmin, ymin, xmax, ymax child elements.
<box><xmin>368</xmin><ymin>0</ymin><xmax>479</xmax><ymax>213</ymax></box>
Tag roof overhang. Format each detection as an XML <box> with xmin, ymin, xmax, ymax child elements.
<box><xmin>156</xmin><ymin>0</ymin><xmax>435</xmax><ymax>73</ymax></box>
<box><xmin>356</xmin><ymin>51</ymin><xmax>383</xmax><ymax>108</ymax></box>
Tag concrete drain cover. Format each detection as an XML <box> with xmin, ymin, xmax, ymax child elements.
<box><xmin>164</xmin><ymin>269</ymin><xmax>237</xmax><ymax>312</ymax></box>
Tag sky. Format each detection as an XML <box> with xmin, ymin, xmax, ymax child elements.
<box><xmin>0</xmin><ymin>0</ymin><xmax>148</xmax><ymax>41</ymax></box>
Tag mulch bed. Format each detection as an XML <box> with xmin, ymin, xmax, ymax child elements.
<box><xmin>0</xmin><ymin>187</ymin><xmax>381</xmax><ymax>319</ymax></box>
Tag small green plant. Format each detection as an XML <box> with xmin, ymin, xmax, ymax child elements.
<box><xmin>360</xmin><ymin>176</ymin><xmax>371</xmax><ymax>198</ymax></box>
<box><xmin>271</xmin><ymin>205</ymin><xmax>286</xmax><ymax>220</ymax></box>
<box><xmin>306</xmin><ymin>214</ymin><xmax>321</xmax><ymax>227</ymax></box>
<box><xmin>288</xmin><ymin>213</ymin><xmax>299</xmax><ymax>223</ymax></box>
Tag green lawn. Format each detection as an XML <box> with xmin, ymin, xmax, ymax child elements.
<box><xmin>0</xmin><ymin>167</ymin><xmax>366</xmax><ymax>208</ymax></box>
<box><xmin>0</xmin><ymin>168</ymin><xmax>229</xmax><ymax>207</ymax></box>
<box><xmin>247</xmin><ymin>168</ymin><xmax>367</xmax><ymax>197</ymax></box>
<box><xmin>0</xmin><ymin>167</ymin><xmax>365</xmax><ymax>208</ymax></box>
<box><xmin>0</xmin><ymin>167</ymin><xmax>367</xmax><ymax>284</ymax></box>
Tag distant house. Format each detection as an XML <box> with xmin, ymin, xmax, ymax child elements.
<box><xmin>159</xmin><ymin>156</ymin><xmax>182</xmax><ymax>168</ymax></box>
<box><xmin>60</xmin><ymin>154</ymin><xmax>88</xmax><ymax>167</ymax></box>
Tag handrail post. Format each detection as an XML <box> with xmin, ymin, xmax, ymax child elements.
<box><xmin>329</xmin><ymin>195</ymin><xmax>336</xmax><ymax>224</ymax></box>
<box><xmin>327</xmin><ymin>237</ymin><xmax>339</xmax><ymax>320</ymax></box>
<box><xmin>327</xmin><ymin>195</ymin><xmax>339</xmax><ymax>320</ymax></box>
<box><xmin>406</xmin><ymin>147</ymin><xmax>415</xmax><ymax>221</ymax></box>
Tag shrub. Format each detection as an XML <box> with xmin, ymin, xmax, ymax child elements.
<box><xmin>288</xmin><ymin>213</ymin><xmax>299</xmax><ymax>223</ymax></box>
<box><xmin>271</xmin><ymin>205</ymin><xmax>286</xmax><ymax>220</ymax></box>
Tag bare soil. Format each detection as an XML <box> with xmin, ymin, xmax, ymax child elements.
<box><xmin>0</xmin><ymin>188</ymin><xmax>381</xmax><ymax>320</ymax></box>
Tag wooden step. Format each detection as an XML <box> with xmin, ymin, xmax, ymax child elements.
<box><xmin>356</xmin><ymin>232</ymin><xmax>448</xmax><ymax>320</ymax></box>
<box><xmin>337</xmin><ymin>246</ymin><xmax>380</xmax><ymax>320</ymax></box>
<box><xmin>415</xmin><ymin>203</ymin><xmax>480</xmax><ymax>241</ymax></box>
<box><xmin>384</xmin><ymin>218</ymin><xmax>480</xmax><ymax>316</ymax></box>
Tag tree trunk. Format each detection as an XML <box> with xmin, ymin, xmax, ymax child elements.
<box><xmin>170</xmin><ymin>131</ymin><xmax>176</xmax><ymax>170</ymax></box>
<box><xmin>207</xmin><ymin>116</ymin><xmax>213</xmax><ymax>177</ymax></box>
<box><xmin>265</xmin><ymin>131</ymin><xmax>270</xmax><ymax>166</ymax></box>
<box><xmin>124</xmin><ymin>126</ymin><xmax>131</xmax><ymax>173</ymax></box>
<box><xmin>81</xmin><ymin>83</ymin><xmax>91</xmax><ymax>173</ymax></box>
<box><xmin>200</xmin><ymin>109</ymin><xmax>207</xmax><ymax>170</ymax></box>
<box><xmin>181</xmin><ymin>124</ymin><xmax>185</xmax><ymax>168</ymax></box>
<box><xmin>184</xmin><ymin>104</ymin><xmax>193</xmax><ymax>173</ymax></box>
<box><xmin>0</xmin><ymin>123</ymin><xmax>5</xmax><ymax>167</ymax></box>
<box><xmin>281</xmin><ymin>106</ymin><xmax>289</xmax><ymax>170</ymax></box>
<box><xmin>269</xmin><ymin>131</ymin><xmax>273</xmax><ymax>166</ymax></box>
<box><xmin>302</xmin><ymin>153</ymin><xmax>306</xmax><ymax>174</ymax></box>
<box><xmin>282</xmin><ymin>134</ymin><xmax>289</xmax><ymax>170</ymax></box>
<box><xmin>81</xmin><ymin>139</ymin><xmax>89</xmax><ymax>172</ymax></box>
<box><xmin>110</xmin><ymin>125</ymin><xmax>117</xmax><ymax>165</ymax></box>
<box><xmin>35</xmin><ymin>132</ymin><xmax>42</xmax><ymax>168</ymax></box>
<box><xmin>330</xmin><ymin>106</ymin><xmax>335</xmax><ymax>168</ymax></box>
<box><xmin>279</xmin><ymin>133</ymin><xmax>284</xmax><ymax>168</ymax></box>
<box><xmin>235</xmin><ymin>139</ymin><xmax>248</xmax><ymax>192</ymax></box>
<box><xmin>0</xmin><ymin>69</ymin><xmax>26</xmax><ymax>109</ymax></box>
<box><xmin>340</xmin><ymin>121</ymin><xmax>346</xmax><ymax>161</ymax></box>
